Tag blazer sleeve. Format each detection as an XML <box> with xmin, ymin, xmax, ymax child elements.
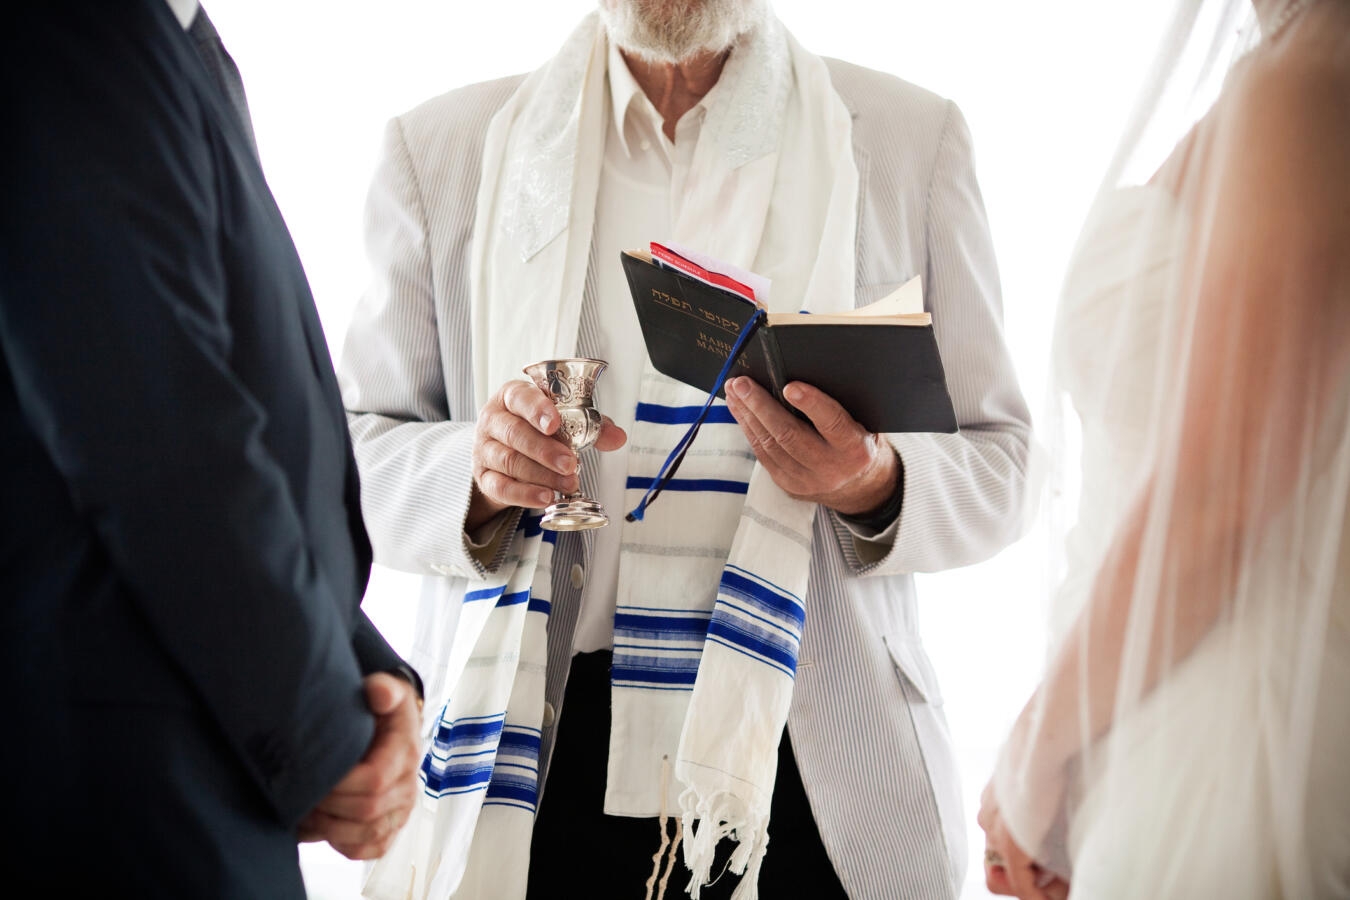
<box><xmin>0</xmin><ymin>2</ymin><xmax>372</xmax><ymax>827</ymax></box>
<box><xmin>337</xmin><ymin>117</ymin><xmax>498</xmax><ymax>580</ymax></box>
<box><xmin>833</xmin><ymin>101</ymin><xmax>1032</xmax><ymax>576</ymax></box>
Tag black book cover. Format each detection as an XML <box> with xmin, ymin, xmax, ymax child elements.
<box><xmin>621</xmin><ymin>250</ymin><xmax>959</xmax><ymax>434</ymax></box>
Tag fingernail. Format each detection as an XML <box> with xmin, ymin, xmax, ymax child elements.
<box><xmin>729</xmin><ymin>378</ymin><xmax>748</xmax><ymax>398</ymax></box>
<box><xmin>784</xmin><ymin>384</ymin><xmax>803</xmax><ymax>404</ymax></box>
<box><xmin>538</xmin><ymin>414</ymin><xmax>553</xmax><ymax>432</ymax></box>
<box><xmin>557</xmin><ymin>455</ymin><xmax>576</xmax><ymax>475</ymax></box>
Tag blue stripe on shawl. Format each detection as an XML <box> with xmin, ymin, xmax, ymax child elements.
<box><xmin>485</xmin><ymin>726</ymin><xmax>541</xmax><ymax>810</ymax></box>
<box><xmin>623</xmin><ymin>476</ymin><xmax>749</xmax><ymax>494</ymax></box>
<box><xmin>422</xmin><ymin>758</ymin><xmax>496</xmax><ymax>795</ymax></box>
<box><xmin>496</xmin><ymin>589</ymin><xmax>530</xmax><ymax>608</ymax></box>
<box><xmin>611</xmin><ymin>650</ymin><xmax>702</xmax><ymax>674</ymax></box>
<box><xmin>527</xmin><ymin>595</ymin><xmax>552</xmax><ymax>616</ymax></box>
<box><xmin>610</xmin><ymin>663</ymin><xmax>700</xmax><ymax>687</ymax></box>
<box><xmin>465</xmin><ymin>585</ymin><xmax>506</xmax><ymax>604</ymax></box>
<box><xmin>522</xmin><ymin>513</ymin><xmax>543</xmax><ymax>537</ymax></box>
<box><xmin>705</xmin><ymin>634</ymin><xmax>795</xmax><ymax>679</ymax></box>
<box><xmin>427</xmin><ymin>747</ymin><xmax>496</xmax><ymax>761</ymax></box>
<box><xmin>692</xmin><ymin>566</ymin><xmax>806</xmax><ymax>678</ymax></box>
<box><xmin>607</xmin><ymin>681</ymin><xmax>700</xmax><ymax>693</ymax></box>
<box><xmin>422</xmin><ymin>720</ymin><xmax>542</xmax><ymax>801</ymax></box>
<box><xmin>719</xmin><ymin>568</ymin><xmax>805</xmax><ymax>630</ymax></box>
<box><xmin>431</xmin><ymin>714</ymin><xmax>504</xmax><ymax>748</ymax></box>
<box><xmin>613</xmin><ymin>608</ymin><xmax>710</xmax><ymax>688</ymax></box>
<box><xmin>613</xmin><ymin>611</ymin><xmax>711</xmax><ymax>639</ymax></box>
<box><xmin>498</xmin><ymin>727</ymin><xmax>542</xmax><ymax>756</ymax></box>
<box><xmin>483</xmin><ymin>798</ymin><xmax>539</xmax><ymax>812</ymax></box>
<box><xmin>706</xmin><ymin>614</ymin><xmax>798</xmax><ymax>676</ymax></box>
<box><xmin>635</xmin><ymin>402</ymin><xmax>737</xmax><ymax>425</ymax></box>
<box><xmin>485</xmin><ymin>780</ymin><xmax>539</xmax><ymax>806</ymax></box>
<box><xmin>720</xmin><ymin>599</ymin><xmax>799</xmax><ymax>640</ymax></box>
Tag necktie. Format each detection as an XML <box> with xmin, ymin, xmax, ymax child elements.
<box><xmin>187</xmin><ymin>6</ymin><xmax>260</xmax><ymax>162</ymax></box>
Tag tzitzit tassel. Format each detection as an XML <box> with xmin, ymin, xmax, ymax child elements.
<box><xmin>657</xmin><ymin>818</ymin><xmax>683</xmax><ymax>900</ymax></box>
<box><xmin>645</xmin><ymin>756</ymin><xmax>679</xmax><ymax>900</ymax></box>
<box><xmin>679</xmin><ymin>788</ymin><xmax>771</xmax><ymax>900</ymax></box>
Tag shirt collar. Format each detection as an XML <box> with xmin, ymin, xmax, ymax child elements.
<box><xmin>604</xmin><ymin>21</ymin><xmax>788</xmax><ymax>169</ymax></box>
<box><xmin>606</xmin><ymin>38</ymin><xmax>650</xmax><ymax>159</ymax></box>
<box><xmin>165</xmin><ymin>0</ymin><xmax>200</xmax><ymax>29</ymax></box>
<box><xmin>607</xmin><ymin>38</ymin><xmax>731</xmax><ymax>159</ymax></box>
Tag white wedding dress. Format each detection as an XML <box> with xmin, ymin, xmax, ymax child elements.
<box><xmin>1050</xmin><ymin>186</ymin><xmax>1350</xmax><ymax>898</ymax></box>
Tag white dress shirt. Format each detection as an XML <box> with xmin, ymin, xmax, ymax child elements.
<box><xmin>572</xmin><ymin>43</ymin><xmax>728</xmax><ymax>652</ymax></box>
<box><xmin>164</xmin><ymin>0</ymin><xmax>198</xmax><ymax>29</ymax></box>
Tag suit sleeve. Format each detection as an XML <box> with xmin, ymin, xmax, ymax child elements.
<box><xmin>337</xmin><ymin>117</ymin><xmax>500</xmax><ymax>580</ymax></box>
<box><xmin>0</xmin><ymin>3</ymin><xmax>372</xmax><ymax>826</ymax></box>
<box><xmin>833</xmin><ymin>101</ymin><xmax>1032</xmax><ymax>575</ymax></box>
<box><xmin>353</xmin><ymin>611</ymin><xmax>424</xmax><ymax>698</ymax></box>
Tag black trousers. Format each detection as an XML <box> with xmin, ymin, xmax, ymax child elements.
<box><xmin>527</xmin><ymin>651</ymin><xmax>849</xmax><ymax>899</ymax></box>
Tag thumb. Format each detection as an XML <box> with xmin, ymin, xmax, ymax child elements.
<box><xmin>595</xmin><ymin>418</ymin><xmax>627</xmax><ymax>452</ymax></box>
<box><xmin>784</xmin><ymin>382</ymin><xmax>862</xmax><ymax>446</ymax></box>
<box><xmin>364</xmin><ymin>672</ymin><xmax>407</xmax><ymax>716</ymax></box>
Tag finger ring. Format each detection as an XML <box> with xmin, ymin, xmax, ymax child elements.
<box><xmin>985</xmin><ymin>849</ymin><xmax>1005</xmax><ymax>867</ymax></box>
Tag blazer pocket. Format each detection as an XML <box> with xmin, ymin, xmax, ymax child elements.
<box><xmin>882</xmin><ymin>632</ymin><xmax>945</xmax><ymax>706</ymax></box>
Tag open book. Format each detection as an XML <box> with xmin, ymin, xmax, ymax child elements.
<box><xmin>621</xmin><ymin>244</ymin><xmax>958</xmax><ymax>434</ymax></box>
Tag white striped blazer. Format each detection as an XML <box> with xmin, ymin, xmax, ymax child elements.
<box><xmin>338</xmin><ymin>57</ymin><xmax>1031</xmax><ymax>899</ymax></box>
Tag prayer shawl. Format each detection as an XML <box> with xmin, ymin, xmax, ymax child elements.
<box><xmin>365</xmin><ymin>12</ymin><xmax>857</xmax><ymax>900</ymax></box>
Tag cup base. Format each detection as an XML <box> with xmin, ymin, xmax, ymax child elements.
<box><xmin>541</xmin><ymin>497</ymin><xmax>609</xmax><ymax>531</ymax></box>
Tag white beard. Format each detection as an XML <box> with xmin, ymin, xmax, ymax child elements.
<box><xmin>599</xmin><ymin>0</ymin><xmax>767</xmax><ymax>63</ymax></box>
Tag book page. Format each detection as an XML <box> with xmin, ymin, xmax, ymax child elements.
<box><xmin>850</xmin><ymin>275</ymin><xmax>924</xmax><ymax>317</ymax></box>
<box><xmin>766</xmin><ymin>310</ymin><xmax>931</xmax><ymax>326</ymax></box>
<box><xmin>766</xmin><ymin>276</ymin><xmax>929</xmax><ymax>326</ymax></box>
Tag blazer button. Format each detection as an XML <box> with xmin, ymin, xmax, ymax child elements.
<box><xmin>569</xmin><ymin>563</ymin><xmax>585</xmax><ymax>589</ymax></box>
<box><xmin>542</xmin><ymin>701</ymin><xmax>556</xmax><ymax>728</ymax></box>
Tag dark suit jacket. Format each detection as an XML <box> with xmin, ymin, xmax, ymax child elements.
<box><xmin>0</xmin><ymin>2</ymin><xmax>408</xmax><ymax>894</ymax></box>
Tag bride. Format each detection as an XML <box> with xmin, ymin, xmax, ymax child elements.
<box><xmin>980</xmin><ymin>1</ymin><xmax>1350</xmax><ymax>897</ymax></box>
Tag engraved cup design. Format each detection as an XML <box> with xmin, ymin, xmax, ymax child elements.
<box><xmin>524</xmin><ymin>358</ymin><xmax>609</xmax><ymax>531</ymax></box>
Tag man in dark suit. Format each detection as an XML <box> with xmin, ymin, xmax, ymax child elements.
<box><xmin>0</xmin><ymin>1</ymin><xmax>421</xmax><ymax>894</ymax></box>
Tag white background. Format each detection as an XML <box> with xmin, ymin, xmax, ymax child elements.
<box><xmin>209</xmin><ymin>1</ymin><xmax>1174</xmax><ymax>896</ymax></box>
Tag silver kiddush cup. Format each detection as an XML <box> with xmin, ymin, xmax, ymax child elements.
<box><xmin>524</xmin><ymin>358</ymin><xmax>609</xmax><ymax>531</ymax></box>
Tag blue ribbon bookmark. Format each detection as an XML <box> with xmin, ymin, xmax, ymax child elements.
<box><xmin>626</xmin><ymin>309</ymin><xmax>766</xmax><ymax>522</ymax></box>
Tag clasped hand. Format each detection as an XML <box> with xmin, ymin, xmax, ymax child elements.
<box><xmin>297</xmin><ymin>673</ymin><xmax>422</xmax><ymax>860</ymax></box>
<box><xmin>723</xmin><ymin>376</ymin><xmax>898</xmax><ymax>515</ymax></box>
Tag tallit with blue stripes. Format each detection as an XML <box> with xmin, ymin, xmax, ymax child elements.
<box><xmin>364</xmin><ymin>10</ymin><xmax>857</xmax><ymax>899</ymax></box>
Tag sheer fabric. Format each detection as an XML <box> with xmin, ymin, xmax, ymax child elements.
<box><xmin>991</xmin><ymin>2</ymin><xmax>1350</xmax><ymax>896</ymax></box>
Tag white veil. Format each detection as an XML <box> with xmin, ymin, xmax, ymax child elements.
<box><xmin>988</xmin><ymin>1</ymin><xmax>1350</xmax><ymax>896</ymax></box>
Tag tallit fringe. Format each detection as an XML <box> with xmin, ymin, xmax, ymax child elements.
<box><xmin>678</xmin><ymin>788</ymin><xmax>771</xmax><ymax>900</ymax></box>
<box><xmin>646</xmin><ymin>756</ymin><xmax>676</xmax><ymax>900</ymax></box>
